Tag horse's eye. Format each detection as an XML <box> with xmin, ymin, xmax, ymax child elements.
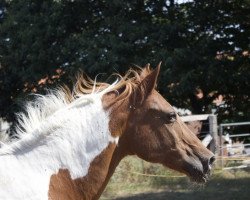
<box><xmin>168</xmin><ymin>112</ymin><xmax>176</xmax><ymax>123</ymax></box>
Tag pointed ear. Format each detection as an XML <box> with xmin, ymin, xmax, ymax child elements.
<box><xmin>134</xmin><ymin>62</ymin><xmax>161</xmax><ymax>105</ymax></box>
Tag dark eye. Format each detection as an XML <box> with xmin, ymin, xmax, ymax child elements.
<box><xmin>167</xmin><ymin>112</ymin><xmax>176</xmax><ymax>123</ymax></box>
<box><xmin>150</xmin><ymin>109</ymin><xmax>176</xmax><ymax>123</ymax></box>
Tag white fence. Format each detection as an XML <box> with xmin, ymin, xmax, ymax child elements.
<box><xmin>181</xmin><ymin>115</ymin><xmax>250</xmax><ymax>169</ymax></box>
<box><xmin>218</xmin><ymin>121</ymin><xmax>250</xmax><ymax>169</ymax></box>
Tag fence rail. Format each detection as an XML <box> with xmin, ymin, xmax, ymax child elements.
<box><xmin>180</xmin><ymin>116</ymin><xmax>250</xmax><ymax>169</ymax></box>
<box><xmin>218</xmin><ymin>122</ymin><xmax>250</xmax><ymax>168</ymax></box>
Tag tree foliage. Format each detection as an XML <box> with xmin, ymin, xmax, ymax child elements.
<box><xmin>0</xmin><ymin>0</ymin><xmax>249</xmax><ymax>122</ymax></box>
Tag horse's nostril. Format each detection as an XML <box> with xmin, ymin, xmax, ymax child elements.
<box><xmin>203</xmin><ymin>156</ymin><xmax>215</xmax><ymax>173</ymax></box>
<box><xmin>209</xmin><ymin>156</ymin><xmax>216</xmax><ymax>165</ymax></box>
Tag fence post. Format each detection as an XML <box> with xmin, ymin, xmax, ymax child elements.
<box><xmin>208</xmin><ymin>115</ymin><xmax>218</xmax><ymax>155</ymax></box>
<box><xmin>219</xmin><ymin>125</ymin><xmax>224</xmax><ymax>168</ymax></box>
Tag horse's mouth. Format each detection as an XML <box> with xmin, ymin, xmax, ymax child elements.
<box><xmin>163</xmin><ymin>164</ymin><xmax>211</xmax><ymax>183</ymax></box>
<box><xmin>186</xmin><ymin>167</ymin><xmax>212</xmax><ymax>183</ymax></box>
<box><xmin>184</xmin><ymin>157</ymin><xmax>214</xmax><ymax>183</ymax></box>
<box><xmin>190</xmin><ymin>172</ymin><xmax>210</xmax><ymax>183</ymax></box>
<box><xmin>163</xmin><ymin>156</ymin><xmax>214</xmax><ymax>183</ymax></box>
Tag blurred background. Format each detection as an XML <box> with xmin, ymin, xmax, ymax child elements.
<box><xmin>0</xmin><ymin>0</ymin><xmax>249</xmax><ymax>199</ymax></box>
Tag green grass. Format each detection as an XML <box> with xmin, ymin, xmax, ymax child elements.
<box><xmin>100</xmin><ymin>156</ymin><xmax>250</xmax><ymax>200</ymax></box>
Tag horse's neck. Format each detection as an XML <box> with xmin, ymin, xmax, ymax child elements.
<box><xmin>0</xmin><ymin>97</ymin><xmax>118</xmax><ymax>200</ymax></box>
<box><xmin>0</xmin><ymin>129</ymin><xmax>109</xmax><ymax>199</ymax></box>
<box><xmin>89</xmin><ymin>144</ymin><xmax>126</xmax><ymax>199</ymax></box>
<box><xmin>49</xmin><ymin>143</ymin><xmax>125</xmax><ymax>200</ymax></box>
<box><xmin>48</xmin><ymin>95</ymin><xmax>130</xmax><ymax>199</ymax></box>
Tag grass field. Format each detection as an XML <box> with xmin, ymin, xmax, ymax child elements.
<box><xmin>100</xmin><ymin>156</ymin><xmax>250</xmax><ymax>200</ymax></box>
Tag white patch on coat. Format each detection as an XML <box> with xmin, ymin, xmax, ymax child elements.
<box><xmin>0</xmin><ymin>84</ymin><xmax>118</xmax><ymax>200</ymax></box>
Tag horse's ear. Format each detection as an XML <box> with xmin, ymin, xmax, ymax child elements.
<box><xmin>134</xmin><ymin>62</ymin><xmax>161</xmax><ymax>105</ymax></box>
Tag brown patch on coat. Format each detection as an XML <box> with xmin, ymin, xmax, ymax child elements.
<box><xmin>48</xmin><ymin>143</ymin><xmax>117</xmax><ymax>200</ymax></box>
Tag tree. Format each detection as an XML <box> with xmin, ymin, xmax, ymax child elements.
<box><xmin>0</xmin><ymin>0</ymin><xmax>249</xmax><ymax>123</ymax></box>
<box><xmin>161</xmin><ymin>0</ymin><xmax>250</xmax><ymax>122</ymax></box>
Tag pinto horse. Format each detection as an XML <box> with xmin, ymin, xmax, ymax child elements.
<box><xmin>0</xmin><ymin>64</ymin><xmax>215</xmax><ymax>200</ymax></box>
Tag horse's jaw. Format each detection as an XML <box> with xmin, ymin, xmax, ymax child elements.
<box><xmin>162</xmin><ymin>153</ymin><xmax>215</xmax><ymax>184</ymax></box>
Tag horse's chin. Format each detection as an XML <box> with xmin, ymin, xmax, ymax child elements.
<box><xmin>189</xmin><ymin>172</ymin><xmax>210</xmax><ymax>183</ymax></box>
<box><xmin>163</xmin><ymin>160</ymin><xmax>212</xmax><ymax>183</ymax></box>
<box><xmin>185</xmin><ymin>166</ymin><xmax>211</xmax><ymax>183</ymax></box>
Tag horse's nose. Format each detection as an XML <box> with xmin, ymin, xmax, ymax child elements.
<box><xmin>209</xmin><ymin>156</ymin><xmax>216</xmax><ymax>165</ymax></box>
<box><xmin>208</xmin><ymin>155</ymin><xmax>215</xmax><ymax>169</ymax></box>
<box><xmin>202</xmin><ymin>155</ymin><xmax>215</xmax><ymax>173</ymax></box>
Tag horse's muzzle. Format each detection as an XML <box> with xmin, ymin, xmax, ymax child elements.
<box><xmin>186</xmin><ymin>155</ymin><xmax>216</xmax><ymax>183</ymax></box>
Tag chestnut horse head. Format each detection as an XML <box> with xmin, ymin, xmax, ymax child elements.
<box><xmin>105</xmin><ymin>63</ymin><xmax>215</xmax><ymax>183</ymax></box>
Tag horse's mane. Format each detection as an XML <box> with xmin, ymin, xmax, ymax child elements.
<box><xmin>0</xmin><ymin>66</ymin><xmax>152</xmax><ymax>153</ymax></box>
<box><xmin>66</xmin><ymin>65</ymin><xmax>151</xmax><ymax>104</ymax></box>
